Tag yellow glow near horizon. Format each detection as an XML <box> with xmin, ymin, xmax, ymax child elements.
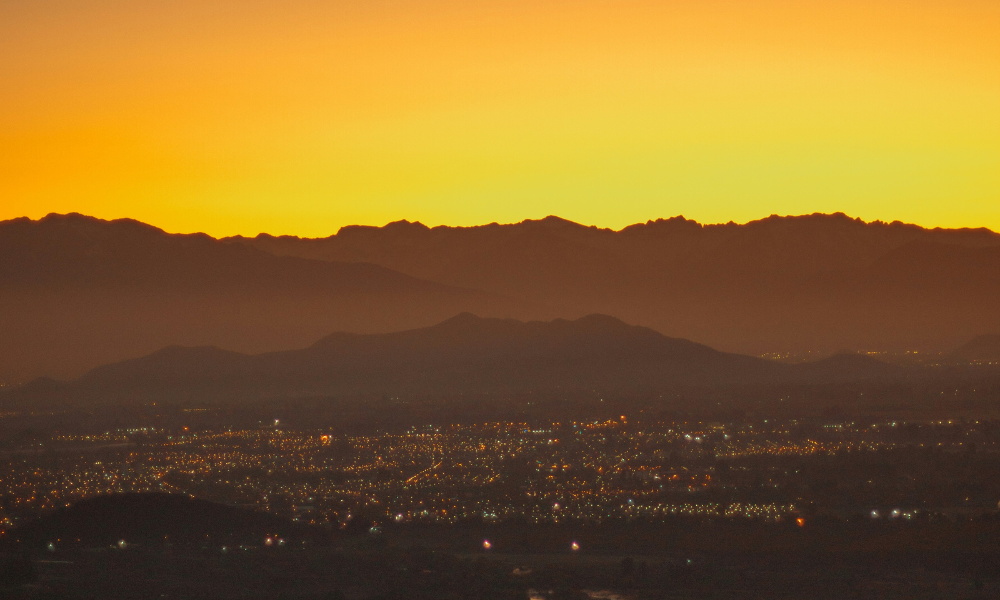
<box><xmin>2</xmin><ymin>0</ymin><xmax>998</xmax><ymax>236</ymax></box>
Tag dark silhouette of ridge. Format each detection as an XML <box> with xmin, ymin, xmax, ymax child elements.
<box><xmin>225</xmin><ymin>212</ymin><xmax>1000</xmax><ymax>356</ymax></box>
<box><xmin>950</xmin><ymin>334</ymin><xmax>1000</xmax><ymax>364</ymax></box>
<box><xmin>4</xmin><ymin>493</ymin><xmax>304</xmax><ymax>549</ymax></box>
<box><xmin>2</xmin><ymin>314</ymin><xmax>901</xmax><ymax>406</ymax></box>
<box><xmin>0</xmin><ymin>213</ymin><xmax>539</xmax><ymax>384</ymax></box>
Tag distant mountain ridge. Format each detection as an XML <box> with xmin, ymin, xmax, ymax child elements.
<box><xmin>950</xmin><ymin>334</ymin><xmax>1000</xmax><ymax>364</ymax></box>
<box><xmin>0</xmin><ymin>213</ymin><xmax>539</xmax><ymax>383</ymax></box>
<box><xmin>224</xmin><ymin>212</ymin><xmax>1000</xmax><ymax>355</ymax></box>
<box><xmin>5</xmin><ymin>211</ymin><xmax>1000</xmax><ymax>384</ymax></box>
<box><xmin>1</xmin><ymin>314</ymin><xmax>902</xmax><ymax>406</ymax></box>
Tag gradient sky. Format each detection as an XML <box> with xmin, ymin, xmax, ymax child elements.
<box><xmin>2</xmin><ymin>0</ymin><xmax>998</xmax><ymax>237</ymax></box>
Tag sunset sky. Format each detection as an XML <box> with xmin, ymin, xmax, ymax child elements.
<box><xmin>2</xmin><ymin>0</ymin><xmax>998</xmax><ymax>237</ymax></box>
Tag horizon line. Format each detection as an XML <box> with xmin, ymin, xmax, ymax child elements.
<box><xmin>7</xmin><ymin>210</ymin><xmax>999</xmax><ymax>240</ymax></box>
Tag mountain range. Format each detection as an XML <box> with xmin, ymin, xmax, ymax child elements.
<box><xmin>0</xmin><ymin>213</ymin><xmax>536</xmax><ymax>384</ymax></box>
<box><xmin>2</xmin><ymin>313</ymin><xmax>906</xmax><ymax>407</ymax></box>
<box><xmin>226</xmin><ymin>212</ymin><xmax>1000</xmax><ymax>357</ymax></box>
<box><xmin>3</xmin><ymin>211</ymin><xmax>999</xmax><ymax>385</ymax></box>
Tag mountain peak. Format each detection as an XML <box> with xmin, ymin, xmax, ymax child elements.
<box><xmin>37</xmin><ymin>212</ymin><xmax>169</xmax><ymax>234</ymax></box>
<box><xmin>437</xmin><ymin>311</ymin><xmax>486</xmax><ymax>324</ymax></box>
<box><xmin>530</xmin><ymin>215</ymin><xmax>586</xmax><ymax>227</ymax></box>
<box><xmin>620</xmin><ymin>215</ymin><xmax>703</xmax><ymax>236</ymax></box>
<box><xmin>335</xmin><ymin>219</ymin><xmax>431</xmax><ymax>239</ymax></box>
<box><xmin>566</xmin><ymin>313</ymin><xmax>631</xmax><ymax>329</ymax></box>
<box><xmin>383</xmin><ymin>219</ymin><xmax>430</xmax><ymax>231</ymax></box>
<box><xmin>950</xmin><ymin>334</ymin><xmax>1000</xmax><ymax>363</ymax></box>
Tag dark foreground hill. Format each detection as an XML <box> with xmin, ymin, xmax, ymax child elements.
<box><xmin>0</xmin><ymin>213</ymin><xmax>537</xmax><ymax>384</ymax></box>
<box><xmin>2</xmin><ymin>314</ymin><xmax>901</xmax><ymax>406</ymax></box>
<box><xmin>227</xmin><ymin>212</ymin><xmax>1000</xmax><ymax>356</ymax></box>
<box><xmin>8</xmin><ymin>500</ymin><xmax>1000</xmax><ymax>599</ymax></box>
<box><xmin>4</xmin><ymin>493</ymin><xmax>307</xmax><ymax>549</ymax></box>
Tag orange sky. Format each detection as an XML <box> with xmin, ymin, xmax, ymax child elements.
<box><xmin>2</xmin><ymin>0</ymin><xmax>998</xmax><ymax>236</ymax></box>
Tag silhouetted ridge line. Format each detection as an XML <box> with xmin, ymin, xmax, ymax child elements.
<box><xmin>0</xmin><ymin>314</ymin><xmax>903</xmax><ymax>407</ymax></box>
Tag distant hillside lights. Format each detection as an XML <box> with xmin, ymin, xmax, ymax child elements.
<box><xmin>870</xmin><ymin>508</ymin><xmax>917</xmax><ymax>520</ymax></box>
